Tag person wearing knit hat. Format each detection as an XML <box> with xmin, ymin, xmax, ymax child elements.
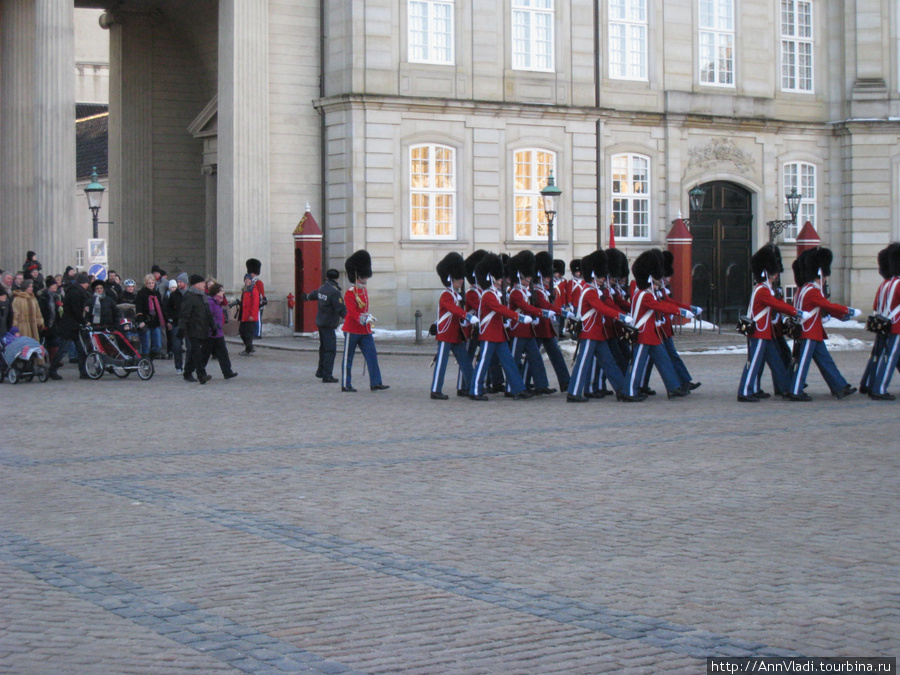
<box><xmin>340</xmin><ymin>250</ymin><xmax>388</xmax><ymax>392</ymax></box>
<box><xmin>177</xmin><ymin>274</ymin><xmax>212</xmax><ymax>384</ymax></box>
<box><xmin>197</xmin><ymin>282</ymin><xmax>238</xmax><ymax>382</ymax></box>
<box><xmin>787</xmin><ymin>247</ymin><xmax>861</xmax><ymax>401</ymax></box>
<box><xmin>299</xmin><ymin>268</ymin><xmax>347</xmax><ymax>383</ymax></box>
<box><xmin>166</xmin><ymin>272</ymin><xmax>191</xmax><ymax>373</ymax></box>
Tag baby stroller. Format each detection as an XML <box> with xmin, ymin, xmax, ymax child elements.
<box><xmin>1</xmin><ymin>333</ymin><xmax>49</xmax><ymax>384</ymax></box>
<box><xmin>79</xmin><ymin>322</ymin><xmax>155</xmax><ymax>380</ymax></box>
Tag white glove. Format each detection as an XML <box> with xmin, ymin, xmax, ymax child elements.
<box><xmin>358</xmin><ymin>314</ymin><xmax>369</xmax><ymax>326</ymax></box>
<box><xmin>691</xmin><ymin>305</ymin><xmax>703</xmax><ymax>316</ymax></box>
<box><xmin>847</xmin><ymin>307</ymin><xmax>862</xmax><ymax>319</ymax></box>
<box><xmin>518</xmin><ymin>314</ymin><xmax>533</xmax><ymax>325</ymax></box>
<box><xmin>542</xmin><ymin>309</ymin><xmax>556</xmax><ymax>320</ymax></box>
<box><xmin>564</xmin><ymin>311</ymin><xmax>576</xmax><ymax>321</ymax></box>
<box><xmin>800</xmin><ymin>310</ymin><xmax>813</xmax><ymax>322</ymax></box>
<box><xmin>680</xmin><ymin>309</ymin><xmax>695</xmax><ymax>320</ymax></box>
<box><xmin>365</xmin><ymin>314</ymin><xmax>376</xmax><ymax>325</ymax></box>
<box><xmin>619</xmin><ymin>314</ymin><xmax>635</xmax><ymax>326</ymax></box>
<box><xmin>468</xmin><ymin>315</ymin><xmax>479</xmax><ymax>325</ymax></box>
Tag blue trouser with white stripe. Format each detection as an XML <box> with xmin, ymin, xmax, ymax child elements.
<box><xmin>625</xmin><ymin>343</ymin><xmax>681</xmax><ymax>397</ymax></box>
<box><xmin>873</xmin><ymin>333</ymin><xmax>900</xmax><ymax>395</ymax></box>
<box><xmin>663</xmin><ymin>337</ymin><xmax>692</xmax><ymax>386</ymax></box>
<box><xmin>861</xmin><ymin>333</ymin><xmax>887</xmax><ymax>391</ymax></box>
<box><xmin>470</xmin><ymin>340</ymin><xmax>525</xmax><ymax>396</ymax></box>
<box><xmin>432</xmin><ymin>341</ymin><xmax>473</xmax><ymax>394</ymax></box>
<box><xmin>533</xmin><ymin>337</ymin><xmax>569</xmax><ymax>390</ymax></box>
<box><xmin>509</xmin><ymin>336</ymin><xmax>549</xmax><ymax>392</ymax></box>
<box><xmin>738</xmin><ymin>338</ymin><xmax>790</xmax><ymax>398</ymax></box>
<box><xmin>789</xmin><ymin>339</ymin><xmax>848</xmax><ymax>396</ymax></box>
<box><xmin>568</xmin><ymin>339</ymin><xmax>624</xmax><ymax>397</ymax></box>
<box><xmin>342</xmin><ymin>332</ymin><xmax>382</xmax><ymax>389</ymax></box>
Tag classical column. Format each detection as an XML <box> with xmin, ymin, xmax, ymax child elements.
<box><xmin>107</xmin><ymin>12</ymin><xmax>154</xmax><ymax>278</ymax></box>
<box><xmin>0</xmin><ymin>0</ymin><xmax>36</xmax><ymax>272</ymax></box>
<box><xmin>34</xmin><ymin>0</ymin><xmax>77</xmax><ymax>272</ymax></box>
<box><xmin>218</xmin><ymin>0</ymin><xmax>270</xmax><ymax>290</ymax></box>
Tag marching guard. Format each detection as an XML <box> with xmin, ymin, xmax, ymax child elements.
<box><xmin>430</xmin><ymin>252</ymin><xmax>477</xmax><ymax>399</ymax></box>
<box><xmin>506</xmin><ymin>250</ymin><xmax>556</xmax><ymax>396</ymax></box>
<box><xmin>468</xmin><ymin>253</ymin><xmax>534</xmax><ymax>401</ymax></box>
<box><xmin>859</xmin><ymin>245</ymin><xmax>895</xmax><ymax>394</ymax></box>
<box><xmin>869</xmin><ymin>244</ymin><xmax>900</xmax><ymax>400</ymax></box>
<box><xmin>532</xmin><ymin>251</ymin><xmax>571</xmax><ymax>392</ymax></box>
<box><xmin>786</xmin><ymin>247</ymin><xmax>860</xmax><ymax>401</ymax></box>
<box><xmin>737</xmin><ymin>245</ymin><xmax>805</xmax><ymax>402</ymax></box>
<box><xmin>341</xmin><ymin>250</ymin><xmax>389</xmax><ymax>393</ymax></box>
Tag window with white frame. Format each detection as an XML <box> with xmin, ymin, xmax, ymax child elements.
<box><xmin>699</xmin><ymin>0</ymin><xmax>734</xmax><ymax>86</ymax></box>
<box><xmin>781</xmin><ymin>0</ymin><xmax>813</xmax><ymax>92</ymax></box>
<box><xmin>782</xmin><ymin>161</ymin><xmax>816</xmax><ymax>241</ymax></box>
<box><xmin>783</xmin><ymin>284</ymin><xmax>796</xmax><ymax>304</ymax></box>
<box><xmin>514</xmin><ymin>149</ymin><xmax>557</xmax><ymax>240</ymax></box>
<box><xmin>410</xmin><ymin>144</ymin><xmax>456</xmax><ymax>239</ymax></box>
<box><xmin>609</xmin><ymin>0</ymin><xmax>648</xmax><ymax>80</ymax></box>
<box><xmin>611</xmin><ymin>154</ymin><xmax>650</xmax><ymax>240</ymax></box>
<box><xmin>408</xmin><ymin>0</ymin><xmax>454</xmax><ymax>65</ymax></box>
<box><xmin>512</xmin><ymin>0</ymin><xmax>555</xmax><ymax>72</ymax></box>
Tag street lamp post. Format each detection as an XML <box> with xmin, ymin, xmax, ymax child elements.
<box><xmin>84</xmin><ymin>167</ymin><xmax>105</xmax><ymax>239</ymax></box>
<box><xmin>766</xmin><ymin>188</ymin><xmax>802</xmax><ymax>244</ymax></box>
<box><xmin>677</xmin><ymin>186</ymin><xmax>708</xmax><ymax>228</ymax></box>
<box><xmin>540</xmin><ymin>172</ymin><xmax>562</xmax><ymax>261</ymax></box>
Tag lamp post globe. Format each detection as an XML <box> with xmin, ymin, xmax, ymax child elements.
<box><xmin>84</xmin><ymin>167</ymin><xmax>105</xmax><ymax>239</ymax></box>
<box><xmin>540</xmin><ymin>172</ymin><xmax>562</xmax><ymax>260</ymax></box>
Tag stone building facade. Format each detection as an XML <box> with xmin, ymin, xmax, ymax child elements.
<box><xmin>1</xmin><ymin>0</ymin><xmax>898</xmax><ymax>325</ymax></box>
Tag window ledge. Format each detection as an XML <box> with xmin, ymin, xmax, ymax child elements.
<box><xmin>400</xmin><ymin>239</ymin><xmax>469</xmax><ymax>248</ymax></box>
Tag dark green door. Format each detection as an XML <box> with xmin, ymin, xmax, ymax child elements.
<box><xmin>689</xmin><ymin>182</ymin><xmax>753</xmax><ymax>325</ymax></box>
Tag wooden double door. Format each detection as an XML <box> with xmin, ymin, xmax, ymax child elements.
<box><xmin>689</xmin><ymin>182</ymin><xmax>754</xmax><ymax>325</ymax></box>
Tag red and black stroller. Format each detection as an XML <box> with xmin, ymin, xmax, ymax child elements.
<box><xmin>79</xmin><ymin>321</ymin><xmax>155</xmax><ymax>380</ymax></box>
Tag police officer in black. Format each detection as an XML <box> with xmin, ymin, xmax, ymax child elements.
<box><xmin>301</xmin><ymin>269</ymin><xmax>347</xmax><ymax>383</ymax></box>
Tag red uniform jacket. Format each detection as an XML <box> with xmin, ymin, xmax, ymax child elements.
<box><xmin>342</xmin><ymin>285</ymin><xmax>372</xmax><ymax>335</ymax></box>
<box><xmin>600</xmin><ymin>285</ymin><xmax>621</xmax><ymax>340</ymax></box>
<box><xmin>507</xmin><ymin>284</ymin><xmax>542</xmax><ymax>338</ymax></box>
<box><xmin>240</xmin><ymin>279</ymin><xmax>263</xmax><ymax>322</ymax></box>
<box><xmin>880</xmin><ymin>278</ymin><xmax>900</xmax><ymax>335</ymax></box>
<box><xmin>436</xmin><ymin>288</ymin><xmax>467</xmax><ymax>344</ymax></box>
<box><xmin>532</xmin><ymin>284</ymin><xmax>557</xmax><ymax>339</ymax></box>
<box><xmin>478</xmin><ymin>286</ymin><xmax>520</xmax><ymax>342</ymax></box>
<box><xmin>657</xmin><ymin>286</ymin><xmax>692</xmax><ymax>339</ymax></box>
<box><xmin>747</xmin><ymin>282</ymin><xmax>797</xmax><ymax>340</ymax></box>
<box><xmin>554</xmin><ymin>279</ymin><xmax>569</xmax><ymax>307</ymax></box>
<box><xmin>577</xmin><ymin>285</ymin><xmax>622</xmax><ymax>341</ymax></box>
<box><xmin>794</xmin><ymin>282</ymin><xmax>849</xmax><ymax>341</ymax></box>
<box><xmin>464</xmin><ymin>285</ymin><xmax>482</xmax><ymax>340</ymax></box>
<box><xmin>630</xmin><ymin>288</ymin><xmax>681</xmax><ymax>346</ymax></box>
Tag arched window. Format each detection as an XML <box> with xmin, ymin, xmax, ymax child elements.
<box><xmin>611</xmin><ymin>153</ymin><xmax>650</xmax><ymax>240</ymax></box>
<box><xmin>410</xmin><ymin>144</ymin><xmax>456</xmax><ymax>239</ymax></box>
<box><xmin>782</xmin><ymin>161</ymin><xmax>816</xmax><ymax>241</ymax></box>
<box><xmin>514</xmin><ymin>149</ymin><xmax>557</xmax><ymax>240</ymax></box>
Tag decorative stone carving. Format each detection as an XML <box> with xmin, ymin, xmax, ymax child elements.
<box><xmin>687</xmin><ymin>138</ymin><xmax>755</xmax><ymax>173</ymax></box>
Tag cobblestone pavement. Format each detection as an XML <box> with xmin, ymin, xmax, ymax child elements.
<box><xmin>2</xmin><ymin>335</ymin><xmax>898</xmax><ymax>674</ymax></box>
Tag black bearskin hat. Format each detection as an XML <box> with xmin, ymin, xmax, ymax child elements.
<box><xmin>535</xmin><ymin>251</ymin><xmax>554</xmax><ymax>281</ymax></box>
<box><xmin>632</xmin><ymin>249</ymin><xmax>663</xmax><ymax>290</ymax></box>
<box><xmin>877</xmin><ymin>246</ymin><xmax>892</xmax><ymax>280</ymax></box>
<box><xmin>500</xmin><ymin>253</ymin><xmax>511</xmax><ymax>280</ymax></box>
<box><xmin>888</xmin><ymin>243</ymin><xmax>900</xmax><ymax>278</ymax></box>
<box><xmin>662</xmin><ymin>250</ymin><xmax>675</xmax><ymax>278</ymax></box>
<box><xmin>246</xmin><ymin>258</ymin><xmax>262</xmax><ymax>276</ymax></box>
<box><xmin>553</xmin><ymin>259</ymin><xmax>566</xmax><ymax>277</ymax></box>
<box><xmin>464</xmin><ymin>249</ymin><xmax>488</xmax><ymax>285</ymax></box>
<box><xmin>436</xmin><ymin>252</ymin><xmax>466</xmax><ymax>287</ymax></box>
<box><xmin>793</xmin><ymin>249</ymin><xmax>813</xmax><ymax>286</ymax></box>
<box><xmin>801</xmin><ymin>246</ymin><xmax>832</xmax><ymax>280</ymax></box>
<box><xmin>606</xmin><ymin>248</ymin><xmax>628</xmax><ymax>280</ymax></box>
<box><xmin>750</xmin><ymin>245</ymin><xmax>780</xmax><ymax>282</ymax></box>
<box><xmin>773</xmin><ymin>245</ymin><xmax>785</xmax><ymax>274</ymax></box>
<box><xmin>569</xmin><ymin>258</ymin><xmax>582</xmax><ymax>275</ymax></box>
<box><xmin>345</xmin><ymin>250</ymin><xmax>372</xmax><ymax>283</ymax></box>
<box><xmin>475</xmin><ymin>252</ymin><xmax>504</xmax><ymax>289</ymax></box>
<box><xmin>508</xmin><ymin>250</ymin><xmax>536</xmax><ymax>281</ymax></box>
<box><xmin>581</xmin><ymin>249</ymin><xmax>609</xmax><ymax>282</ymax></box>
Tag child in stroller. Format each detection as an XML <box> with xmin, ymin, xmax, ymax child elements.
<box><xmin>1</xmin><ymin>327</ymin><xmax>49</xmax><ymax>384</ymax></box>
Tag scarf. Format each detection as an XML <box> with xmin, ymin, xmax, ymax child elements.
<box><xmin>92</xmin><ymin>294</ymin><xmax>103</xmax><ymax>324</ymax></box>
<box><xmin>148</xmin><ymin>292</ymin><xmax>165</xmax><ymax>324</ymax></box>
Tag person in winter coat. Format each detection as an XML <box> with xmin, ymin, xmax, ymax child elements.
<box><xmin>11</xmin><ymin>280</ymin><xmax>45</xmax><ymax>340</ymax></box>
<box><xmin>198</xmin><ymin>283</ymin><xmax>237</xmax><ymax>381</ymax></box>
<box><xmin>134</xmin><ymin>273</ymin><xmax>169</xmax><ymax>358</ymax></box>
<box><xmin>165</xmin><ymin>272</ymin><xmax>189</xmax><ymax>373</ymax></box>
<box><xmin>300</xmin><ymin>268</ymin><xmax>347</xmax><ymax>382</ymax></box>
<box><xmin>177</xmin><ymin>275</ymin><xmax>212</xmax><ymax>383</ymax></box>
<box><xmin>87</xmin><ymin>280</ymin><xmax>120</xmax><ymax>331</ymax></box>
<box><xmin>54</xmin><ymin>273</ymin><xmax>91</xmax><ymax>378</ymax></box>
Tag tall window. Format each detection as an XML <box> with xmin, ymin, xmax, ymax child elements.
<box><xmin>612</xmin><ymin>154</ymin><xmax>650</xmax><ymax>240</ymax></box>
<box><xmin>782</xmin><ymin>162</ymin><xmax>816</xmax><ymax>241</ymax></box>
<box><xmin>410</xmin><ymin>144</ymin><xmax>456</xmax><ymax>239</ymax></box>
<box><xmin>781</xmin><ymin>0</ymin><xmax>813</xmax><ymax>92</ymax></box>
<box><xmin>514</xmin><ymin>149</ymin><xmax>556</xmax><ymax>240</ymax></box>
<box><xmin>699</xmin><ymin>0</ymin><xmax>734</xmax><ymax>86</ymax></box>
<box><xmin>409</xmin><ymin>1</ymin><xmax>454</xmax><ymax>64</ymax></box>
<box><xmin>609</xmin><ymin>0</ymin><xmax>647</xmax><ymax>80</ymax></box>
<box><xmin>512</xmin><ymin>0</ymin><xmax>554</xmax><ymax>72</ymax></box>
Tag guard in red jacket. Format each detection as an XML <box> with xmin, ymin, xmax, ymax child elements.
<box><xmin>787</xmin><ymin>247</ymin><xmax>860</xmax><ymax>401</ymax></box>
<box><xmin>567</xmin><ymin>250</ymin><xmax>633</xmax><ymax>402</ymax></box>
<box><xmin>870</xmin><ymin>245</ymin><xmax>900</xmax><ymax>400</ymax></box>
<box><xmin>468</xmin><ymin>253</ymin><xmax>534</xmax><ymax>401</ymax></box>
<box><xmin>622</xmin><ymin>250</ymin><xmax>691</xmax><ymax>400</ymax></box>
<box><xmin>606</xmin><ymin>248</ymin><xmax>632</xmax><ymax>374</ymax></box>
<box><xmin>532</xmin><ymin>251</ymin><xmax>570</xmax><ymax>392</ymax></box>
<box><xmin>506</xmin><ymin>250</ymin><xmax>555</xmax><ymax>396</ymax></box>
<box><xmin>340</xmin><ymin>250</ymin><xmax>388</xmax><ymax>393</ymax></box>
<box><xmin>737</xmin><ymin>245</ymin><xmax>803</xmax><ymax>402</ymax></box>
<box><xmin>461</xmin><ymin>250</ymin><xmax>491</xmax><ymax>391</ymax></box>
<box><xmin>238</xmin><ymin>257</ymin><xmax>265</xmax><ymax>356</ymax></box>
<box><xmin>430</xmin><ymin>252</ymin><xmax>476</xmax><ymax>399</ymax></box>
